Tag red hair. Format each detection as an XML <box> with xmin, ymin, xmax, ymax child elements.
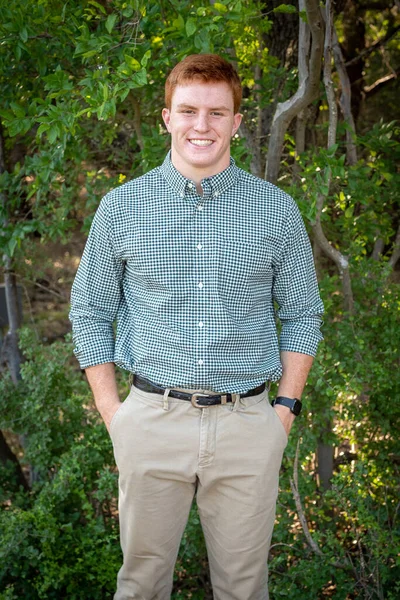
<box><xmin>165</xmin><ymin>54</ymin><xmax>242</xmax><ymax>113</ymax></box>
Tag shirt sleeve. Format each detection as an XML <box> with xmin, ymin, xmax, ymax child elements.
<box><xmin>69</xmin><ymin>195</ymin><xmax>124</xmax><ymax>369</ymax></box>
<box><xmin>272</xmin><ymin>198</ymin><xmax>324</xmax><ymax>356</ymax></box>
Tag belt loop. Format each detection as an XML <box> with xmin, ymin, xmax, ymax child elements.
<box><xmin>232</xmin><ymin>393</ymin><xmax>241</xmax><ymax>412</ymax></box>
<box><xmin>163</xmin><ymin>388</ymin><xmax>171</xmax><ymax>411</ymax></box>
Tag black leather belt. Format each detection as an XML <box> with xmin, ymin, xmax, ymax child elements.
<box><xmin>133</xmin><ymin>375</ymin><xmax>266</xmax><ymax>408</ymax></box>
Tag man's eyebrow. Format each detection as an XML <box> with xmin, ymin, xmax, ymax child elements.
<box><xmin>176</xmin><ymin>103</ymin><xmax>230</xmax><ymax>111</ymax></box>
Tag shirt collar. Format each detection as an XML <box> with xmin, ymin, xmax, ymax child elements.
<box><xmin>159</xmin><ymin>151</ymin><xmax>241</xmax><ymax>198</ymax></box>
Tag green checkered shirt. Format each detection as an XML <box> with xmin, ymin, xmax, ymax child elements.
<box><xmin>70</xmin><ymin>153</ymin><xmax>324</xmax><ymax>393</ymax></box>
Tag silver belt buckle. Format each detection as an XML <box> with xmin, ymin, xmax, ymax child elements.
<box><xmin>191</xmin><ymin>392</ymin><xmax>227</xmax><ymax>408</ymax></box>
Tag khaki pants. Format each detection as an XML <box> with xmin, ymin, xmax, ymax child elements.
<box><xmin>110</xmin><ymin>385</ymin><xmax>287</xmax><ymax>600</ymax></box>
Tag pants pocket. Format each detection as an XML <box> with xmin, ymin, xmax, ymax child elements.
<box><xmin>266</xmin><ymin>400</ymin><xmax>288</xmax><ymax>445</ymax></box>
<box><xmin>109</xmin><ymin>388</ymin><xmax>133</xmax><ymax>437</ymax></box>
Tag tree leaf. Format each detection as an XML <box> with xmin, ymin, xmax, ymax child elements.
<box><xmin>132</xmin><ymin>68</ymin><xmax>147</xmax><ymax>87</ymax></box>
<box><xmin>88</xmin><ymin>0</ymin><xmax>107</xmax><ymax>14</ymax></box>
<box><xmin>125</xmin><ymin>55</ymin><xmax>141</xmax><ymax>71</ymax></box>
<box><xmin>105</xmin><ymin>13</ymin><xmax>117</xmax><ymax>34</ymax></box>
<box><xmin>37</xmin><ymin>123</ymin><xmax>50</xmax><ymax>136</ymax></box>
<box><xmin>345</xmin><ymin>206</ymin><xmax>354</xmax><ymax>218</ymax></box>
<box><xmin>7</xmin><ymin>237</ymin><xmax>17</xmax><ymax>258</ymax></box>
<box><xmin>186</xmin><ymin>18</ymin><xmax>197</xmax><ymax>37</ymax></box>
<box><xmin>172</xmin><ymin>14</ymin><xmax>185</xmax><ymax>30</ymax></box>
<box><xmin>48</xmin><ymin>127</ymin><xmax>58</xmax><ymax>144</ymax></box>
<box><xmin>10</xmin><ymin>102</ymin><xmax>25</xmax><ymax>119</ymax></box>
<box><xmin>213</xmin><ymin>2</ymin><xmax>228</xmax><ymax>12</ymax></box>
<box><xmin>299</xmin><ymin>10</ymin><xmax>308</xmax><ymax>22</ymax></box>
<box><xmin>273</xmin><ymin>4</ymin><xmax>297</xmax><ymax>14</ymax></box>
<box><xmin>20</xmin><ymin>27</ymin><xmax>28</xmax><ymax>43</ymax></box>
<box><xmin>141</xmin><ymin>50</ymin><xmax>151</xmax><ymax>68</ymax></box>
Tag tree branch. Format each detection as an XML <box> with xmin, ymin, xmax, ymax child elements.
<box><xmin>344</xmin><ymin>25</ymin><xmax>400</xmax><ymax>67</ymax></box>
<box><xmin>265</xmin><ymin>0</ymin><xmax>324</xmax><ymax>184</ymax></box>
<box><xmin>312</xmin><ymin>0</ymin><xmax>355</xmax><ymax>314</ymax></box>
<box><xmin>294</xmin><ymin>5</ymin><xmax>311</xmax><ymax>160</ymax></box>
<box><xmin>371</xmin><ymin>237</ymin><xmax>385</xmax><ymax>261</ymax></box>
<box><xmin>128</xmin><ymin>93</ymin><xmax>144</xmax><ymax>152</ymax></box>
<box><xmin>0</xmin><ymin>124</ymin><xmax>23</xmax><ymax>384</ymax></box>
<box><xmin>332</xmin><ymin>27</ymin><xmax>358</xmax><ymax>165</ymax></box>
<box><xmin>322</xmin><ymin>2</ymin><xmax>337</xmax><ymax>150</ymax></box>
<box><xmin>388</xmin><ymin>222</ymin><xmax>400</xmax><ymax>269</ymax></box>
<box><xmin>363</xmin><ymin>69</ymin><xmax>400</xmax><ymax>97</ymax></box>
<box><xmin>290</xmin><ymin>440</ymin><xmax>352</xmax><ymax>570</ymax></box>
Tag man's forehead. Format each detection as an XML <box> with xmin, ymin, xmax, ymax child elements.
<box><xmin>170</xmin><ymin>81</ymin><xmax>235</xmax><ymax>109</ymax></box>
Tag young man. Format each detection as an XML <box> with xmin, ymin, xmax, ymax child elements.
<box><xmin>70</xmin><ymin>54</ymin><xmax>324</xmax><ymax>600</ymax></box>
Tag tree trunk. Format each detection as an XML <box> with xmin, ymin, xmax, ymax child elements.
<box><xmin>265</xmin><ymin>0</ymin><xmax>324</xmax><ymax>184</ymax></box>
<box><xmin>332</xmin><ymin>27</ymin><xmax>357</xmax><ymax>165</ymax></box>
<box><xmin>1</xmin><ymin>258</ymin><xmax>23</xmax><ymax>384</ymax></box>
<box><xmin>317</xmin><ymin>434</ymin><xmax>334</xmax><ymax>491</ymax></box>
<box><xmin>0</xmin><ymin>124</ymin><xmax>23</xmax><ymax>383</ymax></box>
<box><xmin>0</xmin><ymin>122</ymin><xmax>29</xmax><ymax>488</ymax></box>
<box><xmin>260</xmin><ymin>0</ymin><xmax>299</xmax><ymax>155</ymax></box>
<box><xmin>0</xmin><ymin>430</ymin><xmax>30</xmax><ymax>491</ymax></box>
<box><xmin>340</xmin><ymin>0</ymin><xmax>366</xmax><ymax>123</ymax></box>
<box><xmin>314</xmin><ymin>0</ymin><xmax>354</xmax><ymax>491</ymax></box>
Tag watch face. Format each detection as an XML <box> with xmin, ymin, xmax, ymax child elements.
<box><xmin>292</xmin><ymin>400</ymin><xmax>302</xmax><ymax>416</ymax></box>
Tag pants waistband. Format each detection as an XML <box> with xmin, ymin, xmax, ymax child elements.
<box><xmin>132</xmin><ymin>375</ymin><xmax>266</xmax><ymax>408</ymax></box>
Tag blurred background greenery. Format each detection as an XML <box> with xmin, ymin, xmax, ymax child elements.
<box><xmin>0</xmin><ymin>0</ymin><xmax>399</xmax><ymax>598</ymax></box>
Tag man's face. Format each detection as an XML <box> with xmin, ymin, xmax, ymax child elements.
<box><xmin>162</xmin><ymin>81</ymin><xmax>242</xmax><ymax>182</ymax></box>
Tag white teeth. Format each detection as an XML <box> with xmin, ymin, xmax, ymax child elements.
<box><xmin>190</xmin><ymin>139</ymin><xmax>213</xmax><ymax>146</ymax></box>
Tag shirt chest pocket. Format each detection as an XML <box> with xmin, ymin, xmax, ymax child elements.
<box><xmin>217</xmin><ymin>240</ymin><xmax>273</xmax><ymax>321</ymax></box>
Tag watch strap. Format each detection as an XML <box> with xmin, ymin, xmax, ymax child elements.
<box><xmin>272</xmin><ymin>396</ymin><xmax>302</xmax><ymax>416</ymax></box>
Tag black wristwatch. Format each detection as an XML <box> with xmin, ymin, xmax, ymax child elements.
<box><xmin>272</xmin><ymin>396</ymin><xmax>302</xmax><ymax>416</ymax></box>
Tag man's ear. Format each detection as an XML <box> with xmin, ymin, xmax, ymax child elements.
<box><xmin>162</xmin><ymin>108</ymin><xmax>171</xmax><ymax>132</ymax></box>
<box><xmin>232</xmin><ymin>113</ymin><xmax>242</xmax><ymax>136</ymax></box>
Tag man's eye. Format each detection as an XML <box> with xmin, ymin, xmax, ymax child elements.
<box><xmin>211</xmin><ymin>112</ymin><xmax>223</xmax><ymax>117</ymax></box>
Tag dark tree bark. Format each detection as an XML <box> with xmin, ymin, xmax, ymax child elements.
<box><xmin>261</xmin><ymin>0</ymin><xmax>300</xmax><ymax>137</ymax></box>
<box><xmin>340</xmin><ymin>0</ymin><xmax>366</xmax><ymax>122</ymax></box>
<box><xmin>0</xmin><ymin>431</ymin><xmax>30</xmax><ymax>491</ymax></box>
<box><xmin>0</xmin><ymin>123</ymin><xmax>30</xmax><ymax>490</ymax></box>
<box><xmin>0</xmin><ymin>124</ymin><xmax>23</xmax><ymax>384</ymax></box>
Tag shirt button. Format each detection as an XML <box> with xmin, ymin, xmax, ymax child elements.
<box><xmin>198</xmin><ymin>359</ymin><xmax>204</xmax><ymax>366</ymax></box>
<box><xmin>198</xmin><ymin>321</ymin><xmax>204</xmax><ymax>328</ymax></box>
<box><xmin>197</xmin><ymin>205</ymin><xmax>203</xmax><ymax>211</ymax></box>
<box><xmin>198</xmin><ymin>282</ymin><xmax>204</xmax><ymax>289</ymax></box>
<box><xmin>214</xmin><ymin>191</ymin><xmax>219</xmax><ymax>197</ymax></box>
<box><xmin>197</xmin><ymin>243</ymin><xmax>203</xmax><ymax>250</ymax></box>
<box><xmin>188</xmin><ymin>183</ymin><xmax>193</xmax><ymax>189</ymax></box>
<box><xmin>180</xmin><ymin>192</ymin><xmax>184</xmax><ymax>198</ymax></box>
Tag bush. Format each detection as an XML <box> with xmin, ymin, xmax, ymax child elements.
<box><xmin>1</xmin><ymin>280</ymin><xmax>400</xmax><ymax>599</ymax></box>
<box><xmin>0</xmin><ymin>332</ymin><xmax>210</xmax><ymax>599</ymax></box>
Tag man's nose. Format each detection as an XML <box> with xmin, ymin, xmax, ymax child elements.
<box><xmin>194</xmin><ymin>113</ymin><xmax>210</xmax><ymax>132</ymax></box>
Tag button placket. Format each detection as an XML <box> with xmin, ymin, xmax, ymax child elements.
<box><xmin>194</xmin><ymin>190</ymin><xmax>207</xmax><ymax>376</ymax></box>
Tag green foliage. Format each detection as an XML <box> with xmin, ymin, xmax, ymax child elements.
<box><xmin>267</xmin><ymin>269</ymin><xmax>400</xmax><ymax>598</ymax></box>
<box><xmin>0</xmin><ymin>333</ymin><xmax>121</xmax><ymax>598</ymax></box>
<box><xmin>0</xmin><ymin>334</ymin><xmax>211</xmax><ymax>598</ymax></box>
<box><xmin>1</xmin><ymin>1</ymin><xmax>400</xmax><ymax>597</ymax></box>
<box><xmin>0</xmin><ymin>0</ymin><xmax>266</xmax><ymax>254</ymax></box>
<box><xmin>270</xmin><ymin>453</ymin><xmax>400</xmax><ymax>599</ymax></box>
<box><xmin>288</xmin><ymin>121</ymin><xmax>400</xmax><ymax>263</ymax></box>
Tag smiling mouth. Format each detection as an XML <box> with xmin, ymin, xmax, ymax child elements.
<box><xmin>189</xmin><ymin>139</ymin><xmax>213</xmax><ymax>147</ymax></box>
